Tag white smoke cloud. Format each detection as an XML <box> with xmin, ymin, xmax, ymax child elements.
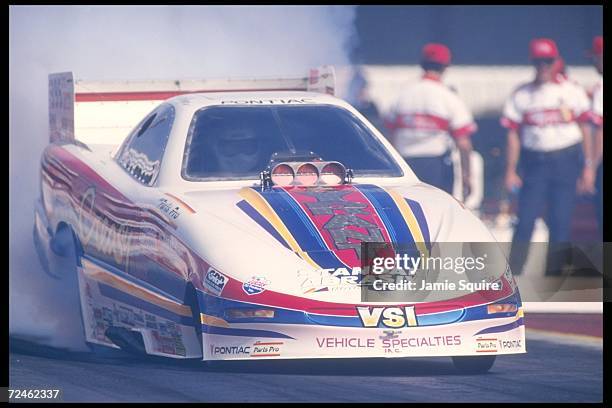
<box><xmin>9</xmin><ymin>5</ymin><xmax>357</xmax><ymax>350</ymax></box>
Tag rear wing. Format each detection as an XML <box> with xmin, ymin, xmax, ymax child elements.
<box><xmin>49</xmin><ymin>66</ymin><xmax>335</xmax><ymax>146</ymax></box>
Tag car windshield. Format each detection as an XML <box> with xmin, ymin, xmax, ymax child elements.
<box><xmin>181</xmin><ymin>105</ymin><xmax>403</xmax><ymax>181</ymax></box>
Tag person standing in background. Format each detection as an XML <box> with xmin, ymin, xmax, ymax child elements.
<box><xmin>588</xmin><ymin>36</ymin><xmax>603</xmax><ymax>236</ymax></box>
<box><xmin>385</xmin><ymin>43</ymin><xmax>477</xmax><ymax>198</ymax></box>
<box><xmin>502</xmin><ymin>38</ymin><xmax>595</xmax><ymax>275</ymax></box>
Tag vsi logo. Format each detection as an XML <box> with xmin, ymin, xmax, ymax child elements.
<box><xmin>242</xmin><ymin>276</ymin><xmax>270</xmax><ymax>295</ymax></box>
<box><xmin>356</xmin><ymin>306</ymin><xmax>418</xmax><ymax>328</ymax></box>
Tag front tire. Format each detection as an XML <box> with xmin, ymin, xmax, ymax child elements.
<box><xmin>452</xmin><ymin>355</ymin><xmax>496</xmax><ymax>374</ymax></box>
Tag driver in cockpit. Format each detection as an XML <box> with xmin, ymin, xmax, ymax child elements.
<box><xmin>211</xmin><ymin>125</ymin><xmax>263</xmax><ymax>174</ymax></box>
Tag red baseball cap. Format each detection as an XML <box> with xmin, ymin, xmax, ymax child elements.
<box><xmin>529</xmin><ymin>38</ymin><xmax>559</xmax><ymax>59</ymax></box>
<box><xmin>589</xmin><ymin>36</ymin><xmax>603</xmax><ymax>57</ymax></box>
<box><xmin>422</xmin><ymin>43</ymin><xmax>451</xmax><ymax>65</ymax></box>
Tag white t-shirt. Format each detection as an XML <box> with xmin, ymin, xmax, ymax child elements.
<box><xmin>501</xmin><ymin>80</ymin><xmax>591</xmax><ymax>152</ymax></box>
<box><xmin>591</xmin><ymin>76</ymin><xmax>603</xmax><ymax>127</ymax></box>
<box><xmin>386</xmin><ymin>76</ymin><xmax>477</xmax><ymax>157</ymax></box>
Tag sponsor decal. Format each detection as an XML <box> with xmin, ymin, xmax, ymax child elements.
<box><xmin>152</xmin><ymin>321</ymin><xmax>186</xmax><ymax>357</ymax></box>
<box><xmin>84</xmin><ymin>285</ymin><xmax>186</xmax><ymax>355</ymax></box>
<box><xmin>135</xmin><ymin>229</ymin><xmax>159</xmax><ymax>251</ymax></box>
<box><xmin>90</xmin><ymin>305</ymin><xmax>114</xmax><ymax>344</ymax></box>
<box><xmin>498</xmin><ymin>339</ymin><xmax>523</xmax><ymax>350</ymax></box>
<box><xmin>210</xmin><ymin>345</ymin><xmax>251</xmax><ymax>356</ymax></box>
<box><xmin>475</xmin><ymin>337</ymin><xmax>498</xmax><ymax>353</ymax></box>
<box><xmin>242</xmin><ymin>276</ymin><xmax>270</xmax><ymax>295</ymax></box>
<box><xmin>251</xmin><ymin>341</ymin><xmax>283</xmax><ymax>357</ymax></box>
<box><xmin>209</xmin><ymin>341</ymin><xmax>283</xmax><ymax>357</ymax></box>
<box><xmin>325</xmin><ymin>267</ymin><xmax>363</xmax><ymax>283</ymax></box>
<box><xmin>299</xmin><ymin>267</ymin><xmax>363</xmax><ymax>294</ymax></box>
<box><xmin>77</xmin><ymin>186</ymin><xmax>130</xmax><ymax>266</ymax></box>
<box><xmin>220</xmin><ymin>98</ymin><xmax>313</xmax><ymax>105</ymax></box>
<box><xmin>157</xmin><ymin>197</ymin><xmax>181</xmax><ymax>220</ymax></box>
<box><xmin>116</xmin><ymin>305</ymin><xmax>135</xmax><ymax>326</ymax></box>
<box><xmin>356</xmin><ymin>306</ymin><xmax>418</xmax><ymax>328</ymax></box>
<box><xmin>378</xmin><ymin>330</ymin><xmax>401</xmax><ymax>341</ymax></box>
<box><xmin>145</xmin><ymin>314</ymin><xmax>158</xmax><ymax>329</ymax></box>
<box><xmin>316</xmin><ymin>337</ymin><xmax>376</xmax><ymax>349</ymax></box>
<box><xmin>382</xmin><ymin>335</ymin><xmax>462</xmax><ymax>354</ymax></box>
<box><xmin>203</xmin><ymin>268</ymin><xmax>228</xmax><ymax>296</ymax></box>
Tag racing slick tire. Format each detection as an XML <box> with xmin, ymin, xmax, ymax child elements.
<box><xmin>43</xmin><ymin>224</ymin><xmax>90</xmax><ymax>351</ymax></box>
<box><xmin>451</xmin><ymin>355</ymin><xmax>496</xmax><ymax>374</ymax></box>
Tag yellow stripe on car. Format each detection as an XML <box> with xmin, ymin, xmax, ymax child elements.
<box><xmin>200</xmin><ymin>313</ymin><xmax>230</xmax><ymax>328</ymax></box>
<box><xmin>239</xmin><ymin>187</ymin><xmax>321</xmax><ymax>269</ymax></box>
<box><xmin>386</xmin><ymin>189</ymin><xmax>429</xmax><ymax>256</ymax></box>
<box><xmin>81</xmin><ymin>258</ymin><xmax>192</xmax><ymax>317</ymax></box>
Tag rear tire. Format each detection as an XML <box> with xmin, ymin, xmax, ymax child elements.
<box><xmin>46</xmin><ymin>225</ymin><xmax>90</xmax><ymax>351</ymax></box>
<box><xmin>452</xmin><ymin>355</ymin><xmax>496</xmax><ymax>374</ymax></box>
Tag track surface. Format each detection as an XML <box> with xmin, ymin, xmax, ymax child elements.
<box><xmin>9</xmin><ymin>330</ymin><xmax>602</xmax><ymax>403</ymax></box>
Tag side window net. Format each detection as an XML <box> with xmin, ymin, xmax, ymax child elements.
<box><xmin>117</xmin><ymin>105</ymin><xmax>175</xmax><ymax>185</ymax></box>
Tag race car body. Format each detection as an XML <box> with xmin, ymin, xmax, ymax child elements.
<box><xmin>34</xmin><ymin>67</ymin><xmax>525</xmax><ymax>372</ymax></box>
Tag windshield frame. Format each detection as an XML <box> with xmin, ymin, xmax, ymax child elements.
<box><xmin>179</xmin><ymin>103</ymin><xmax>405</xmax><ymax>182</ymax></box>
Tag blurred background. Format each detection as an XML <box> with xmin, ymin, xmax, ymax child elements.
<box><xmin>352</xmin><ymin>5</ymin><xmax>602</xmax><ymax>65</ymax></box>
<box><xmin>341</xmin><ymin>5</ymin><xmax>602</xmax><ymax>242</ymax></box>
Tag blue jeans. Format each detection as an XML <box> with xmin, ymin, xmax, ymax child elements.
<box><xmin>509</xmin><ymin>143</ymin><xmax>582</xmax><ymax>275</ymax></box>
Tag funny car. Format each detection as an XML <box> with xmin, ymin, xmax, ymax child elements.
<box><xmin>34</xmin><ymin>67</ymin><xmax>525</xmax><ymax>373</ymax></box>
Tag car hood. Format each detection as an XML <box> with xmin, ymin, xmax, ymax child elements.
<box><xmin>177</xmin><ymin>182</ymin><xmax>499</xmax><ymax>303</ymax></box>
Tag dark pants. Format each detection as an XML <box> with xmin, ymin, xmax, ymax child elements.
<box><xmin>509</xmin><ymin>143</ymin><xmax>582</xmax><ymax>275</ymax></box>
<box><xmin>404</xmin><ymin>152</ymin><xmax>454</xmax><ymax>194</ymax></box>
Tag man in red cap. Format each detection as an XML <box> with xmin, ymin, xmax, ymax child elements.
<box><xmin>385</xmin><ymin>43</ymin><xmax>476</xmax><ymax>199</ymax></box>
<box><xmin>588</xmin><ymin>36</ymin><xmax>603</xmax><ymax>235</ymax></box>
<box><xmin>502</xmin><ymin>38</ymin><xmax>594</xmax><ymax>275</ymax></box>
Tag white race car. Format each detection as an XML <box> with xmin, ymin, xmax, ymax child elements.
<box><xmin>34</xmin><ymin>67</ymin><xmax>525</xmax><ymax>373</ymax></box>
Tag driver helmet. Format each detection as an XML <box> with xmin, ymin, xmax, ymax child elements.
<box><xmin>212</xmin><ymin>125</ymin><xmax>261</xmax><ymax>173</ymax></box>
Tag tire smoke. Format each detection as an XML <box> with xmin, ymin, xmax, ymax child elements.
<box><xmin>9</xmin><ymin>5</ymin><xmax>357</xmax><ymax>350</ymax></box>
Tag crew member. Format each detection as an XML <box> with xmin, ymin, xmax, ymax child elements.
<box><xmin>502</xmin><ymin>38</ymin><xmax>594</xmax><ymax>275</ymax></box>
<box><xmin>551</xmin><ymin>55</ymin><xmax>597</xmax><ymax>198</ymax></box>
<box><xmin>385</xmin><ymin>43</ymin><xmax>477</xmax><ymax>198</ymax></box>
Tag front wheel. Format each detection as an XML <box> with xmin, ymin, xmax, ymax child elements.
<box><xmin>452</xmin><ymin>355</ymin><xmax>496</xmax><ymax>374</ymax></box>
